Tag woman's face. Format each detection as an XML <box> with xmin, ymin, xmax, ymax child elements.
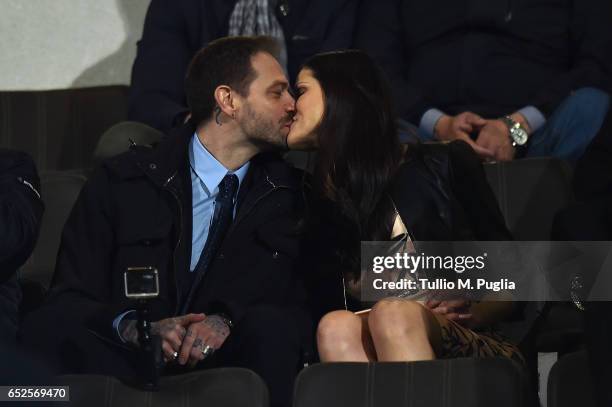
<box><xmin>287</xmin><ymin>68</ymin><xmax>324</xmax><ymax>150</ymax></box>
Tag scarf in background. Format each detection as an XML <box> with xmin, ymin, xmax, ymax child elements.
<box><xmin>228</xmin><ymin>0</ymin><xmax>288</xmax><ymax>72</ymax></box>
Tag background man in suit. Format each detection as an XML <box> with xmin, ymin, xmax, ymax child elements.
<box><xmin>356</xmin><ymin>0</ymin><xmax>611</xmax><ymax>162</ymax></box>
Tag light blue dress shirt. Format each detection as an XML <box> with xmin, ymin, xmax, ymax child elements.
<box><xmin>113</xmin><ymin>133</ymin><xmax>249</xmax><ymax>340</ymax></box>
<box><xmin>188</xmin><ymin>133</ymin><xmax>249</xmax><ymax>270</ymax></box>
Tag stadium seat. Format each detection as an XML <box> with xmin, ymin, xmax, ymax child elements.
<box><xmin>93</xmin><ymin>121</ymin><xmax>164</xmax><ymax>165</ymax></box>
<box><xmin>484</xmin><ymin>157</ymin><xmax>583</xmax><ymax>406</ymax></box>
<box><xmin>19</xmin><ymin>170</ymin><xmax>87</xmax><ymax>316</ymax></box>
<box><xmin>59</xmin><ymin>368</ymin><xmax>269</xmax><ymax>407</ymax></box>
<box><xmin>547</xmin><ymin>350</ymin><xmax>595</xmax><ymax>407</ymax></box>
<box><xmin>483</xmin><ymin>157</ymin><xmax>573</xmax><ymax>240</ymax></box>
<box><xmin>293</xmin><ymin>359</ymin><xmax>529</xmax><ymax>407</ymax></box>
<box><xmin>483</xmin><ymin>158</ymin><xmax>582</xmax><ymax>350</ymax></box>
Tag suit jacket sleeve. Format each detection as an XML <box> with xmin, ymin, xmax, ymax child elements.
<box><xmin>128</xmin><ymin>0</ymin><xmax>195</xmax><ymax>134</ymax></box>
<box><xmin>354</xmin><ymin>0</ymin><xmax>432</xmax><ymax>125</ymax></box>
<box><xmin>0</xmin><ymin>150</ymin><xmax>44</xmax><ymax>284</ymax></box>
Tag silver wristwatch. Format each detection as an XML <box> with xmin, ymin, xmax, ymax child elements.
<box><xmin>501</xmin><ymin>116</ymin><xmax>529</xmax><ymax>147</ymax></box>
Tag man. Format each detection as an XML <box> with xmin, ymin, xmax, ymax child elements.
<box><xmin>0</xmin><ymin>149</ymin><xmax>43</xmax><ymax>345</ymax></box>
<box><xmin>22</xmin><ymin>36</ymin><xmax>306</xmax><ymax>407</ymax></box>
<box><xmin>356</xmin><ymin>0</ymin><xmax>611</xmax><ymax>162</ymax></box>
<box><xmin>128</xmin><ymin>0</ymin><xmax>357</xmax><ymax>134</ymax></box>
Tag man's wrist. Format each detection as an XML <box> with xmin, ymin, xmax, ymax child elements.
<box><xmin>433</xmin><ymin>114</ymin><xmax>451</xmax><ymax>140</ymax></box>
<box><xmin>499</xmin><ymin>116</ymin><xmax>528</xmax><ymax>149</ymax></box>
<box><xmin>118</xmin><ymin>319</ymin><xmax>139</xmax><ymax>346</ymax></box>
<box><xmin>419</xmin><ymin>108</ymin><xmax>445</xmax><ymax>141</ymax></box>
<box><xmin>214</xmin><ymin>313</ymin><xmax>234</xmax><ymax>331</ymax></box>
<box><xmin>508</xmin><ymin>113</ymin><xmax>532</xmax><ymax>135</ymax></box>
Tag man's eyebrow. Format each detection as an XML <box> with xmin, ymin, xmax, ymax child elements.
<box><xmin>266</xmin><ymin>80</ymin><xmax>289</xmax><ymax>90</ymax></box>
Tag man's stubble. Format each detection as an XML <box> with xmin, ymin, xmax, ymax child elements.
<box><xmin>239</xmin><ymin>101</ymin><xmax>292</xmax><ymax>152</ymax></box>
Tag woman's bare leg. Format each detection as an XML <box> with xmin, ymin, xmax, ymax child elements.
<box><xmin>367</xmin><ymin>299</ymin><xmax>441</xmax><ymax>362</ymax></box>
<box><xmin>317</xmin><ymin>310</ymin><xmax>377</xmax><ymax>362</ymax></box>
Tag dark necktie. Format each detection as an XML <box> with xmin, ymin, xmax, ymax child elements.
<box><xmin>181</xmin><ymin>173</ymin><xmax>239</xmax><ymax>313</ymax></box>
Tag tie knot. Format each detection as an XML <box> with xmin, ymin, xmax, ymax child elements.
<box><xmin>217</xmin><ymin>173</ymin><xmax>239</xmax><ymax>203</ymax></box>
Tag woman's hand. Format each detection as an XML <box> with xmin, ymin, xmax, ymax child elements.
<box><xmin>425</xmin><ymin>298</ymin><xmax>474</xmax><ymax>326</ymax></box>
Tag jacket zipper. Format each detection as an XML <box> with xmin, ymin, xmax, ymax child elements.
<box><xmin>163</xmin><ymin>171</ymin><xmax>183</xmax><ymax>315</ymax></box>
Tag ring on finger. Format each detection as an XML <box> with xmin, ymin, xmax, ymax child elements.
<box><xmin>201</xmin><ymin>344</ymin><xmax>214</xmax><ymax>358</ymax></box>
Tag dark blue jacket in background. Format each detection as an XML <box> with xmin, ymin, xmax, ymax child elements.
<box><xmin>0</xmin><ymin>150</ymin><xmax>43</xmax><ymax>343</ymax></box>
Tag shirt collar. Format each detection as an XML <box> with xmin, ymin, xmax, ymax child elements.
<box><xmin>189</xmin><ymin>133</ymin><xmax>250</xmax><ymax>195</ymax></box>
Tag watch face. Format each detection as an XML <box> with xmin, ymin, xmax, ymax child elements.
<box><xmin>511</xmin><ymin>127</ymin><xmax>529</xmax><ymax>145</ymax></box>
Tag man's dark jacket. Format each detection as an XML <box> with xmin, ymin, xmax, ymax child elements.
<box><xmin>0</xmin><ymin>150</ymin><xmax>43</xmax><ymax>343</ymax></box>
<box><xmin>356</xmin><ymin>0</ymin><xmax>612</xmax><ymax>124</ymax></box>
<box><xmin>39</xmin><ymin>125</ymin><xmax>306</xmax><ymax>345</ymax></box>
<box><xmin>129</xmin><ymin>0</ymin><xmax>358</xmax><ymax>134</ymax></box>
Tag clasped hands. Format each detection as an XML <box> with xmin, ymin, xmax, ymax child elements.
<box><xmin>122</xmin><ymin>313</ymin><xmax>230</xmax><ymax>368</ymax></box>
<box><xmin>435</xmin><ymin>112</ymin><xmax>529</xmax><ymax>162</ymax></box>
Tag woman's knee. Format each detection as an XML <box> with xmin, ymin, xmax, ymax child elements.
<box><xmin>316</xmin><ymin>310</ymin><xmax>362</xmax><ymax>350</ymax></box>
<box><xmin>368</xmin><ymin>299</ymin><xmax>430</xmax><ymax>340</ymax></box>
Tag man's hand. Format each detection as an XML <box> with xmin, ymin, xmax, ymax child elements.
<box><xmin>475</xmin><ymin>119</ymin><xmax>515</xmax><ymax>161</ymax></box>
<box><xmin>425</xmin><ymin>298</ymin><xmax>473</xmax><ymax>327</ymax></box>
<box><xmin>476</xmin><ymin>113</ymin><xmax>532</xmax><ymax>161</ymax></box>
<box><xmin>178</xmin><ymin>314</ymin><xmax>231</xmax><ymax>367</ymax></box>
<box><xmin>434</xmin><ymin>113</ymin><xmax>493</xmax><ymax>158</ymax></box>
<box><xmin>120</xmin><ymin>313</ymin><xmax>206</xmax><ymax>363</ymax></box>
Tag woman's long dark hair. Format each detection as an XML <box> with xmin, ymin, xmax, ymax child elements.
<box><xmin>304</xmin><ymin>50</ymin><xmax>404</xmax><ymax>242</ymax></box>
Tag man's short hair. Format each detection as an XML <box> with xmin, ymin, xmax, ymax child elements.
<box><xmin>185</xmin><ymin>36</ymin><xmax>280</xmax><ymax>126</ymax></box>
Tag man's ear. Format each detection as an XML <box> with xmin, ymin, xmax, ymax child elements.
<box><xmin>214</xmin><ymin>85</ymin><xmax>238</xmax><ymax>119</ymax></box>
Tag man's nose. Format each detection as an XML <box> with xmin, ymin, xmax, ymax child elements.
<box><xmin>286</xmin><ymin>97</ymin><xmax>296</xmax><ymax>113</ymax></box>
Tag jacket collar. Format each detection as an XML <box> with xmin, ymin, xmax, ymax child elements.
<box><xmin>136</xmin><ymin>124</ymin><xmax>194</xmax><ymax>189</ymax></box>
<box><xmin>110</xmin><ymin>123</ymin><xmax>302</xmax><ymax>200</ymax></box>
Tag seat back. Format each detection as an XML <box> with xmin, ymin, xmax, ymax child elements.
<box><xmin>59</xmin><ymin>368</ymin><xmax>269</xmax><ymax>407</ymax></box>
<box><xmin>294</xmin><ymin>359</ymin><xmax>529</xmax><ymax>407</ymax></box>
<box><xmin>20</xmin><ymin>170</ymin><xmax>87</xmax><ymax>289</ymax></box>
<box><xmin>547</xmin><ymin>350</ymin><xmax>595</xmax><ymax>407</ymax></box>
<box><xmin>483</xmin><ymin>158</ymin><xmax>573</xmax><ymax>240</ymax></box>
<box><xmin>93</xmin><ymin>121</ymin><xmax>164</xmax><ymax>165</ymax></box>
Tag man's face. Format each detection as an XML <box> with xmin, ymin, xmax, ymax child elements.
<box><xmin>235</xmin><ymin>52</ymin><xmax>295</xmax><ymax>150</ymax></box>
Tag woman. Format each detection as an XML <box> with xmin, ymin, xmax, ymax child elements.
<box><xmin>288</xmin><ymin>50</ymin><xmax>524</xmax><ymax>364</ymax></box>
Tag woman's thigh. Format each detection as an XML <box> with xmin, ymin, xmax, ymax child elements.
<box><xmin>364</xmin><ymin>299</ymin><xmax>523</xmax><ymax>364</ymax></box>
